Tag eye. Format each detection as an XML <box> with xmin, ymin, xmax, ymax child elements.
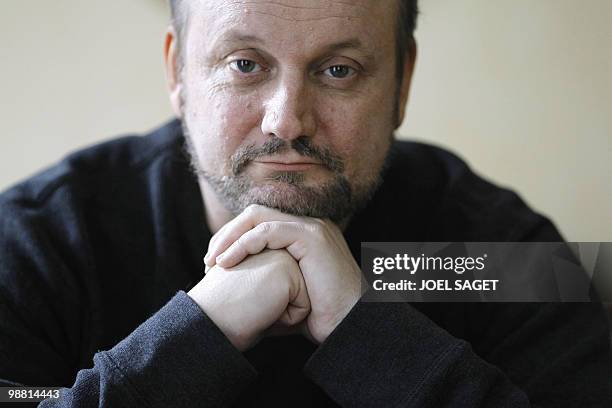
<box><xmin>323</xmin><ymin>65</ymin><xmax>355</xmax><ymax>79</ymax></box>
<box><xmin>230</xmin><ymin>59</ymin><xmax>263</xmax><ymax>74</ymax></box>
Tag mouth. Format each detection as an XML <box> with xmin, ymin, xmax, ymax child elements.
<box><xmin>253</xmin><ymin>157</ymin><xmax>322</xmax><ymax>172</ymax></box>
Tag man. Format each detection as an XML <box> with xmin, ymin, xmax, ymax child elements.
<box><xmin>0</xmin><ymin>0</ymin><xmax>610</xmax><ymax>407</ymax></box>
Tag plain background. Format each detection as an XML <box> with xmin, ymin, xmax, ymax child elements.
<box><xmin>0</xmin><ymin>0</ymin><xmax>610</xmax><ymax>241</ymax></box>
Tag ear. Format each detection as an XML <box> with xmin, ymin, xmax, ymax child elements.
<box><xmin>163</xmin><ymin>25</ymin><xmax>183</xmax><ymax>118</ymax></box>
<box><xmin>396</xmin><ymin>39</ymin><xmax>417</xmax><ymax>128</ymax></box>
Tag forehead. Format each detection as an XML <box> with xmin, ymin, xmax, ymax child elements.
<box><xmin>186</xmin><ymin>0</ymin><xmax>398</xmax><ymax>57</ymax></box>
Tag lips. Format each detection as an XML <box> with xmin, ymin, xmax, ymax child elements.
<box><xmin>253</xmin><ymin>154</ymin><xmax>322</xmax><ymax>171</ymax></box>
<box><xmin>253</xmin><ymin>160</ymin><xmax>321</xmax><ymax>171</ymax></box>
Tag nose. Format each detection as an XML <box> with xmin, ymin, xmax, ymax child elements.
<box><xmin>261</xmin><ymin>73</ymin><xmax>316</xmax><ymax>141</ymax></box>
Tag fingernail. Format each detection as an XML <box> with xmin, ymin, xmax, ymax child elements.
<box><xmin>204</xmin><ymin>253</ymin><xmax>211</xmax><ymax>264</ymax></box>
<box><xmin>216</xmin><ymin>254</ymin><xmax>224</xmax><ymax>264</ymax></box>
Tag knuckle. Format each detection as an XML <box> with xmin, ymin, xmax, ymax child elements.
<box><xmin>245</xmin><ymin>203</ymin><xmax>263</xmax><ymax>215</ymax></box>
<box><xmin>236</xmin><ymin>234</ymin><xmax>250</xmax><ymax>248</ymax></box>
<box><xmin>305</xmin><ymin>222</ymin><xmax>324</xmax><ymax>236</ymax></box>
<box><xmin>271</xmin><ymin>247</ymin><xmax>291</xmax><ymax>261</ymax></box>
<box><xmin>243</xmin><ymin>204</ymin><xmax>257</xmax><ymax>217</ymax></box>
<box><xmin>313</xmin><ymin>217</ymin><xmax>327</xmax><ymax>226</ymax></box>
<box><xmin>255</xmin><ymin>221</ymin><xmax>274</xmax><ymax>235</ymax></box>
<box><xmin>273</xmin><ymin>250</ymin><xmax>297</xmax><ymax>268</ymax></box>
<box><xmin>208</xmin><ymin>232</ymin><xmax>220</xmax><ymax>246</ymax></box>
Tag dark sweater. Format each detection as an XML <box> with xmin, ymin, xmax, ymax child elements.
<box><xmin>0</xmin><ymin>119</ymin><xmax>610</xmax><ymax>407</ymax></box>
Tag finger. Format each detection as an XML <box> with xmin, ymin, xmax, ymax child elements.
<box><xmin>205</xmin><ymin>205</ymin><xmax>299</xmax><ymax>266</ymax></box>
<box><xmin>215</xmin><ymin>221</ymin><xmax>306</xmax><ymax>268</ymax></box>
<box><xmin>205</xmin><ymin>214</ymin><xmax>239</xmax><ymax>260</ymax></box>
<box><xmin>280</xmin><ymin>269</ymin><xmax>311</xmax><ymax>326</ymax></box>
<box><xmin>204</xmin><ymin>221</ymin><xmax>234</xmax><ymax>265</ymax></box>
<box><xmin>278</xmin><ymin>303</ymin><xmax>310</xmax><ymax>326</ymax></box>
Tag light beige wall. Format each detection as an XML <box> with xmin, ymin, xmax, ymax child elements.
<box><xmin>0</xmin><ymin>0</ymin><xmax>172</xmax><ymax>189</ymax></box>
<box><xmin>1</xmin><ymin>1</ymin><xmax>610</xmax><ymax>241</ymax></box>
<box><xmin>399</xmin><ymin>0</ymin><xmax>611</xmax><ymax>241</ymax></box>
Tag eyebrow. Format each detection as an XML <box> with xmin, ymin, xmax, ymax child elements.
<box><xmin>320</xmin><ymin>39</ymin><xmax>368</xmax><ymax>54</ymax></box>
<box><xmin>316</xmin><ymin>38</ymin><xmax>377</xmax><ymax>67</ymax></box>
<box><xmin>220</xmin><ymin>32</ymin><xmax>264</xmax><ymax>45</ymax></box>
<box><xmin>218</xmin><ymin>31</ymin><xmax>373</xmax><ymax>57</ymax></box>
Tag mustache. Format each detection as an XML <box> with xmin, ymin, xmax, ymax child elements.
<box><xmin>231</xmin><ymin>136</ymin><xmax>345</xmax><ymax>175</ymax></box>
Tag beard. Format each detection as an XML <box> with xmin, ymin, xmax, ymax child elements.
<box><xmin>179</xmin><ymin>97</ymin><xmax>389</xmax><ymax>224</ymax></box>
<box><xmin>181</xmin><ymin>122</ymin><xmax>388</xmax><ymax>224</ymax></box>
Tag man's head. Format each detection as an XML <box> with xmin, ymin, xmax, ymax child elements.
<box><xmin>163</xmin><ymin>0</ymin><xmax>418</xmax><ymax>225</ymax></box>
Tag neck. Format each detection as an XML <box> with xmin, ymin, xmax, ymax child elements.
<box><xmin>198</xmin><ymin>179</ymin><xmax>234</xmax><ymax>234</ymax></box>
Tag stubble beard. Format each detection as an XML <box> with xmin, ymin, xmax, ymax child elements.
<box><xmin>179</xmin><ymin>93</ymin><xmax>389</xmax><ymax>224</ymax></box>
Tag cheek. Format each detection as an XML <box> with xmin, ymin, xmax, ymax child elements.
<box><xmin>183</xmin><ymin>74</ymin><xmax>261</xmax><ymax>172</ymax></box>
<box><xmin>316</xmin><ymin>89</ymin><xmax>395</xmax><ymax>181</ymax></box>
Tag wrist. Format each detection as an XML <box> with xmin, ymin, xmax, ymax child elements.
<box><xmin>313</xmin><ymin>296</ymin><xmax>360</xmax><ymax>344</ymax></box>
<box><xmin>187</xmin><ymin>283</ymin><xmax>254</xmax><ymax>352</ymax></box>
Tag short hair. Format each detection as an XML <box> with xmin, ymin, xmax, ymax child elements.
<box><xmin>169</xmin><ymin>0</ymin><xmax>418</xmax><ymax>81</ymax></box>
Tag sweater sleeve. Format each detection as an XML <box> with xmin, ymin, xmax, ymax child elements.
<box><xmin>0</xmin><ymin>196</ymin><xmax>257</xmax><ymax>407</ymax></box>
<box><xmin>304</xmin><ymin>215</ymin><xmax>612</xmax><ymax>407</ymax></box>
<box><xmin>37</xmin><ymin>292</ymin><xmax>258</xmax><ymax>407</ymax></box>
<box><xmin>303</xmin><ymin>300</ymin><xmax>612</xmax><ymax>407</ymax></box>
<box><xmin>0</xmin><ymin>283</ymin><xmax>257</xmax><ymax>407</ymax></box>
<box><xmin>304</xmin><ymin>301</ymin><xmax>529</xmax><ymax>407</ymax></box>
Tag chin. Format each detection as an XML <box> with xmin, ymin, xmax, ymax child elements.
<box><xmin>240</xmin><ymin>177</ymin><xmax>356</xmax><ymax>223</ymax></box>
<box><xmin>247</xmin><ymin>182</ymin><xmax>313</xmax><ymax>206</ymax></box>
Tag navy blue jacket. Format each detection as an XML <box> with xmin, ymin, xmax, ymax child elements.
<box><xmin>1</xmin><ymin>119</ymin><xmax>610</xmax><ymax>406</ymax></box>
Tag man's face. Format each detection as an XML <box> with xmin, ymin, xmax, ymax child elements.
<box><xmin>176</xmin><ymin>0</ymin><xmax>406</xmax><ymax>223</ymax></box>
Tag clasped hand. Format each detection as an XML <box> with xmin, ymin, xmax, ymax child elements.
<box><xmin>187</xmin><ymin>204</ymin><xmax>363</xmax><ymax>351</ymax></box>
